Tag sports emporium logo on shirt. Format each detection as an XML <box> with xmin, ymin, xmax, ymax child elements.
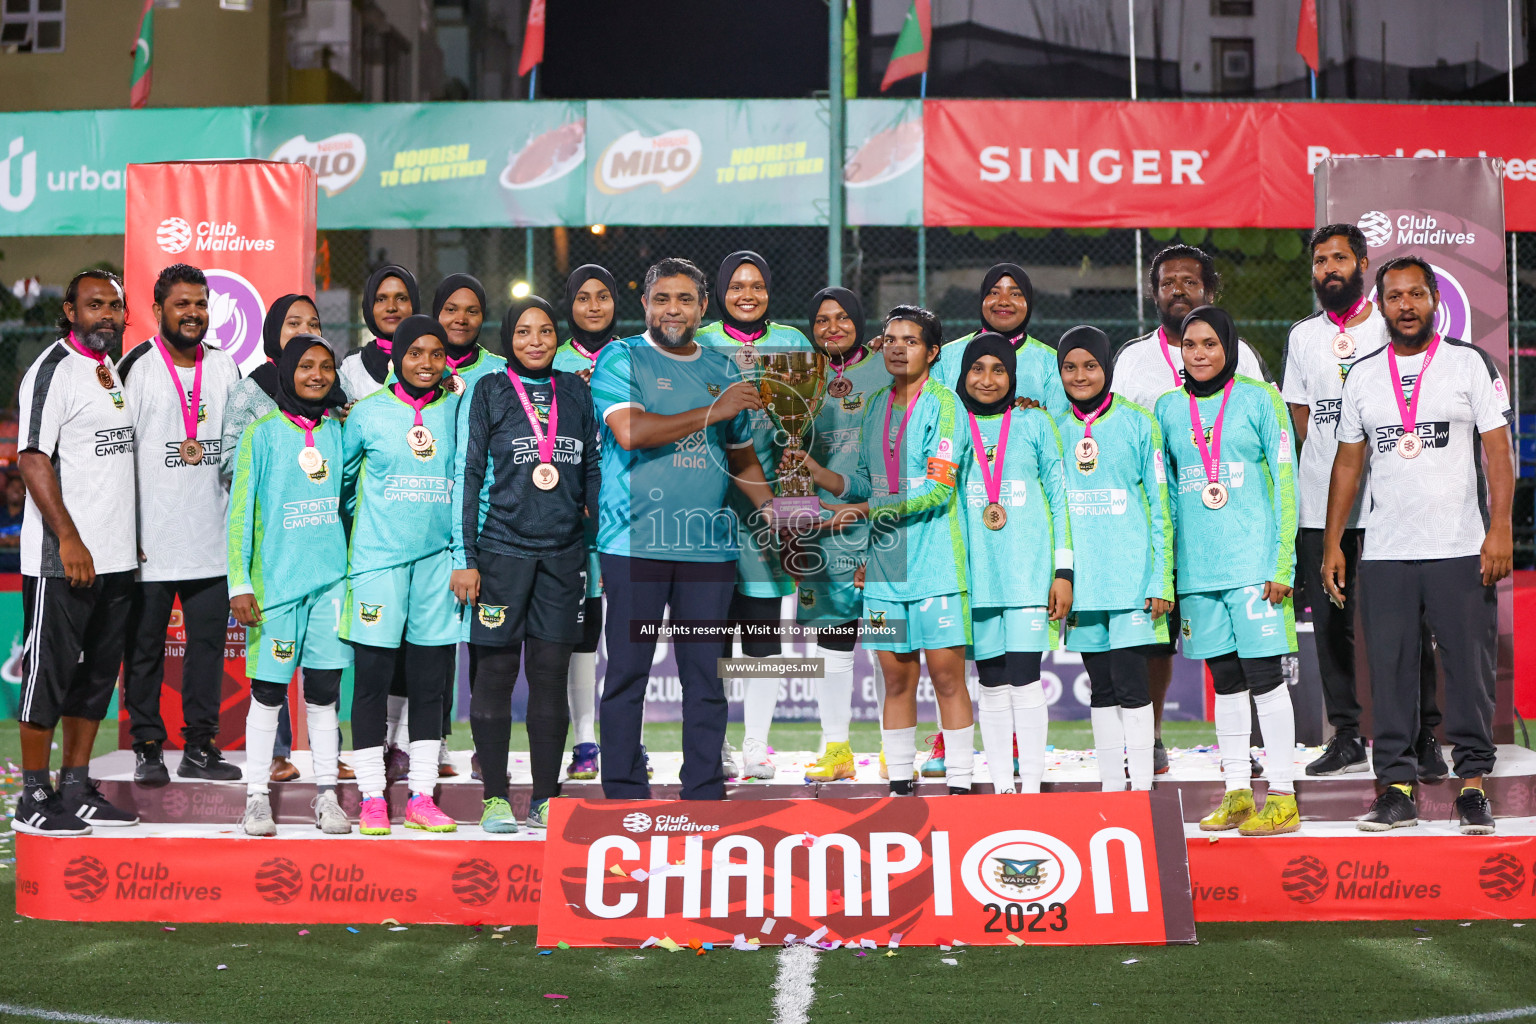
<box><xmin>1374</xmin><ymin>422</ymin><xmax>1450</xmax><ymax>454</ymax></box>
<box><xmin>595</xmin><ymin>129</ymin><xmax>702</xmax><ymax>194</ymax></box>
<box><xmin>383</xmin><ymin>475</ymin><xmax>452</xmax><ymax>503</ymax></box>
<box><xmin>282</xmin><ymin>497</ymin><xmax>339</xmax><ymax>530</ymax></box>
<box><xmin>1313</xmin><ymin>399</ymin><xmax>1343</xmax><ymax>427</ymax></box>
<box><xmin>1067</xmin><ymin>488</ymin><xmax>1129</xmax><ymax>517</ymax></box>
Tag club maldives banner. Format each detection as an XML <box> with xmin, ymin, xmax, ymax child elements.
<box><xmin>124</xmin><ymin>161</ymin><xmax>316</xmax><ymax>373</ymax></box>
<box><xmin>536</xmin><ymin>792</ymin><xmax>1195</xmax><ymax>947</ymax></box>
<box><xmin>924</xmin><ymin>100</ymin><xmax>1536</xmax><ymax>230</ymax></box>
<box><xmin>251</xmin><ymin>102</ymin><xmax>586</xmax><ymax>230</ymax></box>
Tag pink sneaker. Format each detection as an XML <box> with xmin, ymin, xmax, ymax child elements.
<box><xmin>359</xmin><ymin>796</ymin><xmax>390</xmax><ymax>835</ymax></box>
<box><xmin>404</xmin><ymin>794</ymin><xmax>457</xmax><ymax>832</ymax></box>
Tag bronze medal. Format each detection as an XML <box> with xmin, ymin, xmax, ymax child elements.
<box><xmin>298</xmin><ymin>446</ymin><xmax>324</xmax><ymax>475</ymax></box>
<box><xmin>734</xmin><ymin>345</ymin><xmax>758</xmax><ymax>371</ymax></box>
<box><xmin>96</xmin><ymin>364</ymin><xmax>114</xmax><ymax>389</ymax></box>
<box><xmin>446</xmin><ymin>373</ymin><xmax>466</xmax><ymax>395</ymax></box>
<box><xmin>1397</xmin><ymin>432</ymin><xmax>1422</xmax><ymax>459</ymax></box>
<box><xmin>532</xmin><ymin>462</ymin><xmax>560</xmax><ymax>490</ymax></box>
<box><xmin>179</xmin><ymin>438</ymin><xmax>204</xmax><ymax>465</ymax></box>
<box><xmin>1331</xmin><ymin>332</ymin><xmax>1356</xmax><ymax>359</ymax></box>
<box><xmin>1075</xmin><ymin>437</ymin><xmax>1099</xmax><ymax>464</ymax></box>
<box><xmin>1202</xmin><ymin>481</ymin><xmax>1229</xmax><ymax>510</ymax></box>
<box><xmin>983</xmin><ymin>502</ymin><xmax>1008</xmax><ymax>530</ymax></box>
<box><xmin>828</xmin><ymin>376</ymin><xmax>852</xmax><ymax>399</ymax></box>
<box><xmin>407</xmin><ymin>424</ymin><xmax>435</xmax><ymax>454</ymax></box>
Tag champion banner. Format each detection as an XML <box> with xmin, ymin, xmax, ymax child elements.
<box><xmin>536</xmin><ymin>792</ymin><xmax>1195</xmax><ymax>947</ymax></box>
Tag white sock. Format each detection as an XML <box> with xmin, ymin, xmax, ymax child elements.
<box><xmin>943</xmin><ymin>724</ymin><xmax>975</xmax><ymax>790</ymax></box>
<box><xmin>872</xmin><ymin>654</ymin><xmax>886</xmax><ymax>722</ymax></box>
<box><xmin>407</xmin><ymin>739</ymin><xmax>438</xmax><ymax>796</ymax></box>
<box><xmin>305</xmin><ymin>701</ymin><xmax>340</xmax><ymax>790</ymax></box>
<box><xmin>1091</xmin><ymin>706</ymin><xmax>1126</xmax><ymax>792</ymax></box>
<box><xmin>1123</xmin><ymin>704</ymin><xmax>1155</xmax><ymax>792</ymax></box>
<box><xmin>742</xmin><ymin>666</ymin><xmax>781</xmax><ymax>747</ymax></box>
<box><xmin>567</xmin><ymin>651</ymin><xmax>599</xmax><ymax>746</ymax></box>
<box><xmin>243</xmin><ymin>699</ymin><xmax>281</xmax><ymax>796</ymax></box>
<box><xmin>386</xmin><ymin>694</ymin><xmax>407</xmax><ymax>748</ymax></box>
<box><xmin>354</xmin><ymin>744</ymin><xmax>386</xmax><ymax>800</ymax></box>
<box><xmin>1214</xmin><ymin>691</ymin><xmax>1254</xmax><ymax>791</ymax></box>
<box><xmin>1010</xmin><ymin>682</ymin><xmax>1049</xmax><ymax>794</ymax></box>
<box><xmin>815</xmin><ymin>645</ymin><xmax>855</xmax><ymax>745</ymax></box>
<box><xmin>977</xmin><ymin>685</ymin><xmax>1016</xmax><ymax>794</ymax></box>
<box><xmin>1253</xmin><ymin>684</ymin><xmax>1297</xmax><ymax>794</ymax></box>
<box><xmin>881</xmin><ymin>726</ymin><xmax>917</xmax><ymax>782</ymax></box>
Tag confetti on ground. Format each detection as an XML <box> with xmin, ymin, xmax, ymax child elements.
<box><xmin>1459</xmin><ymin>922</ymin><xmax>1472</xmax><ymax>927</ymax></box>
<box><xmin>389</xmin><ymin>926</ymin><xmax>408</xmax><ymax>932</ymax></box>
<box><xmin>703</xmin><ymin>942</ymin><xmax>714</xmax><ymax>951</ymax></box>
<box><xmin>491</xmin><ymin>934</ymin><xmax>504</xmax><ymax>940</ymax></box>
<box><xmin>784</xmin><ymin>935</ymin><xmax>798</xmax><ymax>945</ymax></box>
<box><xmin>856</xmin><ymin>951</ymin><xmax>867</xmax><ymax>957</ymax></box>
<box><xmin>887</xmin><ymin>933</ymin><xmax>903</xmax><ymax>949</ymax></box>
<box><xmin>381</xmin><ymin>918</ymin><xmax>400</xmax><ymax>925</ymax></box>
<box><xmin>297</xmin><ymin>930</ymin><xmax>309</xmax><ymax>936</ymax></box>
<box><xmin>495</xmin><ymin>926</ymin><xmax>512</xmax><ymax>932</ymax></box>
<box><xmin>538</xmin><ymin>950</ymin><xmax>553</xmax><ymax>956</ymax></box>
<box><xmin>939</xmin><ymin>944</ymin><xmax>951</xmax><ymax>952</ymax></box>
<box><xmin>688</xmin><ymin>938</ymin><xmax>702</xmax><ymax>950</ymax></box>
<box><xmin>557</xmin><ymin>941</ymin><xmax>570</xmax><ymax>949</ymax></box>
<box><xmin>1516</xmin><ymin>924</ymin><xmax>1526</xmax><ymax>928</ymax></box>
<box><xmin>631</xmin><ymin>868</ymin><xmax>649</xmax><ymax>881</ymax></box>
<box><xmin>806</xmin><ymin>926</ymin><xmax>828</xmax><ymax>944</ymax></box>
<box><xmin>657</xmin><ymin>937</ymin><xmax>682</xmax><ymax>952</ymax></box>
<box><xmin>162</xmin><ymin>926</ymin><xmax>176</xmax><ymax>932</ymax></box>
<box><xmin>942</xmin><ymin>957</ymin><xmax>959</xmax><ymax>965</ymax></box>
<box><xmin>216</xmin><ymin>965</ymin><xmax>227</xmax><ymax>971</ymax></box>
<box><xmin>860</xmin><ymin>939</ymin><xmax>877</xmax><ymax>949</ymax></box>
<box><xmin>760</xmin><ymin>918</ymin><xmax>776</xmax><ymax>934</ymax></box>
<box><xmin>640</xmin><ymin>937</ymin><xmax>658</xmax><ymax>949</ymax></box>
<box><xmin>1007</xmin><ymin>935</ymin><xmax>1025</xmax><ymax>946</ymax></box>
<box><xmin>346</xmin><ymin>927</ymin><xmax>359</xmax><ymax>934</ymax></box>
<box><xmin>1122</xmin><ymin>959</ymin><xmax>1140</xmax><ymax>965</ymax></box>
<box><xmin>544</xmin><ymin>994</ymin><xmax>568</xmax><ymax>999</ymax></box>
<box><xmin>885</xmin><ymin>950</ymin><xmax>899</xmax><ymax>958</ymax></box>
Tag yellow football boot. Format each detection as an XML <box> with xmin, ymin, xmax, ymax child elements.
<box><xmin>1238</xmin><ymin>792</ymin><xmax>1300</xmax><ymax>836</ymax></box>
<box><xmin>1199</xmin><ymin>788</ymin><xmax>1256</xmax><ymax>831</ymax></box>
<box><xmin>804</xmin><ymin>742</ymin><xmax>856</xmax><ymax>783</ymax></box>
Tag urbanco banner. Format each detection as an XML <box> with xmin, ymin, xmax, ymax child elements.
<box><xmin>537</xmin><ymin>792</ymin><xmax>1195</xmax><ymax>947</ymax></box>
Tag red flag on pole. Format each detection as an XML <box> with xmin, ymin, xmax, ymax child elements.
<box><xmin>1296</xmin><ymin>0</ymin><xmax>1320</xmax><ymax>73</ymax></box>
<box><xmin>518</xmin><ymin>0</ymin><xmax>546</xmax><ymax>77</ymax></box>
<box><xmin>129</xmin><ymin>0</ymin><xmax>154</xmax><ymax>109</ymax></box>
<box><xmin>880</xmin><ymin>0</ymin><xmax>931</xmax><ymax>92</ymax></box>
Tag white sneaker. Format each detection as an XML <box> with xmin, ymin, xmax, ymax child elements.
<box><xmin>313</xmin><ymin>790</ymin><xmax>350</xmax><ymax>834</ymax></box>
<box><xmin>721</xmin><ymin>738</ymin><xmax>737</xmax><ymax>779</ymax></box>
<box><xmin>438</xmin><ymin>739</ymin><xmax>452</xmax><ymax>766</ymax></box>
<box><xmin>243</xmin><ymin>793</ymin><xmax>277</xmax><ymax>837</ymax></box>
<box><xmin>741</xmin><ymin>739</ymin><xmax>776</xmax><ymax>780</ymax></box>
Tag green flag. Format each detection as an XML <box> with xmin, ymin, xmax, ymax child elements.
<box><xmin>130</xmin><ymin>0</ymin><xmax>153</xmax><ymax>109</ymax></box>
<box><xmin>843</xmin><ymin>0</ymin><xmax>858</xmax><ymax>99</ymax></box>
<box><xmin>880</xmin><ymin>0</ymin><xmax>930</xmax><ymax>92</ymax></box>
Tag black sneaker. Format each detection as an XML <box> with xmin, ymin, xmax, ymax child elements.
<box><xmin>133</xmin><ymin>743</ymin><xmax>170</xmax><ymax>787</ymax></box>
<box><xmin>1250</xmin><ymin>755</ymin><xmax>1264</xmax><ymax>779</ymax></box>
<box><xmin>1455</xmin><ymin>788</ymin><xmax>1495</xmax><ymax>835</ymax></box>
<box><xmin>11</xmin><ymin>785</ymin><xmax>91</xmax><ymax>836</ymax></box>
<box><xmin>177</xmin><ymin>742</ymin><xmax>242</xmax><ymax>781</ymax></box>
<box><xmin>62</xmin><ymin>778</ymin><xmax>139</xmax><ymax>827</ymax></box>
<box><xmin>1357</xmin><ymin>786</ymin><xmax>1418</xmax><ymax>832</ymax></box>
<box><xmin>1416</xmin><ymin>732</ymin><xmax>1449</xmax><ymax>783</ymax></box>
<box><xmin>1152</xmin><ymin>739</ymin><xmax>1170</xmax><ymax>775</ymax></box>
<box><xmin>889</xmin><ymin>779</ymin><xmax>914</xmax><ymax>796</ymax></box>
<box><xmin>1306</xmin><ymin>733</ymin><xmax>1369</xmax><ymax>776</ymax></box>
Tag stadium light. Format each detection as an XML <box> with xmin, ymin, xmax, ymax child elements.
<box><xmin>510</xmin><ymin>280</ymin><xmax>531</xmax><ymax>299</ymax></box>
<box><xmin>590</xmin><ymin>224</ymin><xmax>607</xmax><ymax>236</ymax></box>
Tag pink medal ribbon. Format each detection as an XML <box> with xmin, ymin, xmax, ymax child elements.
<box><xmin>1188</xmin><ymin>380</ymin><xmax>1235</xmax><ymax>509</ymax></box>
<box><xmin>1326</xmin><ymin>296</ymin><xmax>1369</xmax><ymax>358</ymax></box>
<box><xmin>444</xmin><ymin>347</ymin><xmax>477</xmax><ymax>394</ymax></box>
<box><xmin>282</xmin><ymin>411</ymin><xmax>321</xmax><ymax>446</ymax></box>
<box><xmin>393</xmin><ymin>383</ymin><xmax>436</xmax><ymax>454</ymax></box>
<box><xmin>283</xmin><ymin>411</ymin><xmax>327</xmax><ymax>475</ymax></box>
<box><xmin>1156</xmin><ymin>327</ymin><xmax>1183</xmax><ymax>389</ymax></box>
<box><xmin>1070</xmin><ymin>390</ymin><xmax>1113</xmax><ymax>467</ymax></box>
<box><xmin>1386</xmin><ymin>333</ymin><xmax>1441</xmax><ymax>459</ymax></box>
<box><xmin>569</xmin><ymin>339</ymin><xmax>600</xmax><ymax>364</ymax></box>
<box><xmin>966</xmin><ymin>409</ymin><xmax>1012</xmax><ymax>530</ymax></box>
<box><xmin>507</xmin><ymin>370</ymin><xmax>561</xmax><ymax>489</ymax></box>
<box><xmin>724</xmin><ymin>323</ymin><xmax>766</xmax><ymax>370</ymax></box>
<box><xmin>827</xmin><ymin>346</ymin><xmax>865</xmax><ymax>397</ymax></box>
<box><xmin>882</xmin><ymin>388</ymin><xmax>922</xmax><ymax>495</ymax></box>
<box><xmin>68</xmin><ymin>332</ymin><xmax>115</xmax><ymax>389</ymax></box>
<box><xmin>153</xmin><ymin>337</ymin><xmax>205</xmax><ymax>464</ymax></box>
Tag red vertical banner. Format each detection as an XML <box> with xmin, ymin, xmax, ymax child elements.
<box><xmin>124</xmin><ymin>160</ymin><xmax>317</xmax><ymax>373</ymax></box>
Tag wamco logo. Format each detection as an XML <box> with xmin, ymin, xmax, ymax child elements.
<box><xmin>0</xmin><ymin>137</ymin><xmax>36</xmax><ymax>213</ymax></box>
<box><xmin>595</xmin><ymin>129</ymin><xmax>702</xmax><ymax>194</ymax></box>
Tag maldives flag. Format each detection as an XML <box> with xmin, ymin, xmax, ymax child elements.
<box><xmin>880</xmin><ymin>0</ymin><xmax>931</xmax><ymax>91</ymax></box>
<box><xmin>1296</xmin><ymin>0</ymin><xmax>1320</xmax><ymax>72</ymax></box>
<box><xmin>518</xmin><ymin>0</ymin><xmax>546</xmax><ymax>76</ymax></box>
<box><xmin>129</xmin><ymin>0</ymin><xmax>154</xmax><ymax>108</ymax></box>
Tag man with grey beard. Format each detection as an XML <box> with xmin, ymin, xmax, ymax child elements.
<box><xmin>589</xmin><ymin>257</ymin><xmax>775</xmax><ymax>800</ymax></box>
<box><xmin>12</xmin><ymin>269</ymin><xmax>140</xmax><ymax>835</ymax></box>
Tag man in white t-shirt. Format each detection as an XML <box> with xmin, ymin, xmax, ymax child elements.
<box><xmin>1325</xmin><ymin>256</ymin><xmax>1513</xmax><ymax>836</ymax></box>
<box><xmin>119</xmin><ymin>264</ymin><xmax>243</xmax><ymax>786</ymax></box>
<box><xmin>1112</xmin><ymin>244</ymin><xmax>1270</xmax><ymax>773</ymax></box>
<box><xmin>12</xmin><ymin>270</ymin><xmax>140</xmax><ymax>835</ymax></box>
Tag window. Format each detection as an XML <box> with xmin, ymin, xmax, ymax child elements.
<box><xmin>1211</xmin><ymin>0</ymin><xmax>1253</xmax><ymax>14</ymax></box>
<box><xmin>1</xmin><ymin>0</ymin><xmax>64</xmax><ymax>52</ymax></box>
<box><xmin>1211</xmin><ymin>37</ymin><xmax>1255</xmax><ymax>96</ymax></box>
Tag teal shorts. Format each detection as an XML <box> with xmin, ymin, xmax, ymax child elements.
<box><xmin>794</xmin><ymin>526</ymin><xmax>865</xmax><ymax>626</ymax></box>
<box><xmin>247</xmin><ymin>580</ymin><xmax>351</xmax><ymax>683</ymax></box>
<box><xmin>1063</xmin><ymin>608</ymin><xmax>1170</xmax><ymax>653</ymax></box>
<box><xmin>971</xmin><ymin>605</ymin><xmax>1056</xmax><ymax>660</ymax></box>
<box><xmin>342</xmin><ymin>548</ymin><xmax>463</xmax><ymax>648</ymax></box>
<box><xmin>864</xmin><ymin>592</ymin><xmax>970</xmax><ymax>653</ymax></box>
<box><xmin>1179</xmin><ymin>586</ymin><xmax>1297</xmax><ymax>660</ymax></box>
<box><xmin>734</xmin><ymin>519</ymin><xmax>794</xmax><ymax>599</ymax></box>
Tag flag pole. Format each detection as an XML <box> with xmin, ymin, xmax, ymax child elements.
<box><xmin>525</xmin><ymin>68</ymin><xmax>535</xmax><ymax>291</ymax></box>
<box><xmin>828</xmin><ymin>0</ymin><xmax>845</xmax><ymax>289</ymax></box>
<box><xmin>917</xmin><ymin>70</ymin><xmax>927</xmax><ymax>308</ymax></box>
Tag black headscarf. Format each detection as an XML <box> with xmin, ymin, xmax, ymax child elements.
<box><xmin>564</xmin><ymin>264</ymin><xmax>619</xmax><ymax>353</ymax></box>
<box><xmin>715</xmin><ymin>250</ymin><xmax>772</xmax><ymax>340</ymax></box>
<box><xmin>500</xmin><ymin>296</ymin><xmax>560</xmax><ymax>381</ymax></box>
<box><xmin>808</xmin><ymin>286</ymin><xmax>866</xmax><ymax>366</ymax></box>
<box><xmin>954</xmin><ymin>331</ymin><xmax>1017</xmax><ymax>417</ymax></box>
<box><xmin>1056</xmin><ymin>325</ymin><xmax>1114</xmax><ymax>416</ymax></box>
<box><xmin>275</xmin><ymin>334</ymin><xmax>346</xmax><ymax>421</ymax></box>
<box><xmin>360</xmin><ymin>264</ymin><xmax>420</xmax><ymax>383</ymax></box>
<box><xmin>979</xmin><ymin>263</ymin><xmax>1035</xmax><ymax>344</ymax></box>
<box><xmin>389</xmin><ymin>314</ymin><xmax>446</xmax><ymax>402</ymax></box>
<box><xmin>1180</xmin><ymin>305</ymin><xmax>1239</xmax><ymax>398</ymax></box>
<box><xmin>431</xmin><ymin>273</ymin><xmax>488</xmax><ymax>364</ymax></box>
<box><xmin>251</xmin><ymin>293</ymin><xmax>316</xmax><ymax>401</ymax></box>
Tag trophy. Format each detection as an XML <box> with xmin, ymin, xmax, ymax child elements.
<box><xmin>755</xmin><ymin>350</ymin><xmax>828</xmax><ymax>527</ymax></box>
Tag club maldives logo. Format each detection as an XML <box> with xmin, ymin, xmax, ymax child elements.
<box><xmin>63</xmin><ymin>855</ymin><xmax>109</xmax><ymax>903</ymax></box>
<box><xmin>453</xmin><ymin>858</ymin><xmax>500</xmax><ymax>906</ymax></box>
<box><xmin>156</xmin><ymin>216</ymin><xmax>192</xmax><ymax>254</ymax></box>
<box><xmin>202</xmin><ymin>269</ymin><xmax>266</xmax><ymax>368</ymax></box>
<box><xmin>622</xmin><ymin>812</ymin><xmax>653</xmax><ymax>833</ymax></box>
<box><xmin>1357</xmin><ymin>210</ymin><xmax>1479</xmax><ymax>249</ymax></box>
<box><xmin>1366</xmin><ymin>260</ymin><xmax>1472</xmax><ymax>343</ymax></box>
<box><xmin>270</xmin><ymin>133</ymin><xmax>367</xmax><ymax>196</ymax></box>
<box><xmin>595</xmin><ymin>129</ymin><xmax>702</xmax><ymax>194</ymax></box>
<box><xmin>255</xmin><ymin>857</ymin><xmax>303</xmax><ymax>905</ymax></box>
<box><xmin>959</xmin><ymin>830</ymin><xmax>1083</xmax><ymax>908</ymax></box>
<box><xmin>1280</xmin><ymin>855</ymin><xmax>1329</xmax><ymax>904</ymax></box>
<box><xmin>0</xmin><ymin>136</ymin><xmax>37</xmax><ymax>213</ymax></box>
<box><xmin>1477</xmin><ymin>854</ymin><xmax>1527</xmax><ymax>902</ymax></box>
<box><xmin>1357</xmin><ymin>210</ymin><xmax>1393</xmax><ymax>248</ymax></box>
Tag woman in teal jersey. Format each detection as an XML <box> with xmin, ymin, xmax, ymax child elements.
<box><xmin>342</xmin><ymin>315</ymin><xmax>462</xmax><ymax>836</ymax></box>
<box><xmin>933</xmin><ymin>264</ymin><xmax>1069</xmax><ymax>420</ymax></box>
<box><xmin>954</xmin><ymin>332</ymin><xmax>1073</xmax><ymax>794</ymax></box>
<box><xmin>339</xmin><ymin>264</ymin><xmax>419</xmax><ymax>402</ymax></box>
<box><xmin>1054</xmin><ymin>326</ymin><xmax>1174</xmax><ymax>792</ymax></box>
<box><xmin>1155</xmin><ymin>306</ymin><xmax>1300</xmax><ymax>836</ymax></box>
<box><xmin>795</xmin><ymin>306</ymin><xmax>974</xmax><ymax>795</ymax></box>
<box><xmin>552</xmin><ymin>264</ymin><xmax>618</xmax><ymax>782</ymax></box>
<box><xmin>228</xmin><ymin>334</ymin><xmax>351</xmax><ymax>835</ymax></box>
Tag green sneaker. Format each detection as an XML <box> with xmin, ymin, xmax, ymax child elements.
<box><xmin>1199</xmin><ymin>788</ymin><xmax>1256</xmax><ymax>831</ymax></box>
<box><xmin>480</xmin><ymin>797</ymin><xmax>519</xmax><ymax>834</ymax></box>
<box><xmin>525</xmin><ymin>797</ymin><xmax>550</xmax><ymax>830</ymax></box>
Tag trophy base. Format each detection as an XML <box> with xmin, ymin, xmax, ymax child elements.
<box><xmin>771</xmin><ymin>495</ymin><xmax>822</xmax><ymax>526</ymax></box>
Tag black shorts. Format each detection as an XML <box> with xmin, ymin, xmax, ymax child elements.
<box><xmin>1145</xmin><ymin>597</ymin><xmax>1182</xmax><ymax>657</ymax></box>
<box><xmin>575</xmin><ymin>595</ymin><xmax>604</xmax><ymax>654</ymax></box>
<box><xmin>19</xmin><ymin>571</ymin><xmax>135</xmax><ymax>729</ymax></box>
<box><xmin>726</xmin><ymin>589</ymin><xmax>782</xmax><ymax>658</ymax></box>
<box><xmin>470</xmin><ymin>547</ymin><xmax>587</xmax><ymax>647</ymax></box>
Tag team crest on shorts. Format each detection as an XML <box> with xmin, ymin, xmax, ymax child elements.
<box><xmin>108</xmin><ymin>391</ymin><xmax>125</xmax><ymax>410</ymax></box>
<box><xmin>799</xmin><ymin>588</ymin><xmax>815</xmax><ymax>608</ymax></box>
<box><xmin>869</xmin><ymin>609</ymin><xmax>887</xmax><ymax>627</ymax></box>
<box><xmin>1065</xmin><ymin>614</ymin><xmax>1078</xmax><ymax>629</ymax></box>
<box><xmin>359</xmin><ymin>603</ymin><xmax>384</xmax><ymax>625</ymax></box>
<box><xmin>270</xmin><ymin>639</ymin><xmax>296</xmax><ymax>664</ymax></box>
<box><xmin>477</xmin><ymin>605</ymin><xmax>507</xmax><ymax>628</ymax></box>
<box><xmin>1181</xmin><ymin>619</ymin><xmax>1192</xmax><ymax>639</ymax></box>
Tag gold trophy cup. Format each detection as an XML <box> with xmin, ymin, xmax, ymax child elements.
<box><xmin>755</xmin><ymin>349</ymin><xmax>828</xmax><ymax>528</ymax></box>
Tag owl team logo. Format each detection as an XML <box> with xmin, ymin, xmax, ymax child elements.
<box><xmin>63</xmin><ymin>855</ymin><xmax>109</xmax><ymax>903</ymax></box>
<box><xmin>1181</xmin><ymin>619</ymin><xmax>1192</xmax><ymax>639</ymax></box>
<box><xmin>307</xmin><ymin>459</ymin><xmax>330</xmax><ymax>483</ymax></box>
<box><xmin>706</xmin><ymin>383</ymin><xmax>721</xmax><ymax>397</ymax></box>
<box><xmin>1356</xmin><ymin>210</ymin><xmax>1393</xmax><ymax>248</ymax></box>
<box><xmin>1281</xmin><ymin>855</ymin><xmax>1329</xmax><ymax>904</ymax></box>
<box><xmin>798</xmin><ymin>588</ymin><xmax>816</xmax><ymax>609</ymax></box>
<box><xmin>358</xmin><ymin>603</ymin><xmax>384</xmax><ymax>625</ymax></box>
<box><xmin>254</xmin><ymin>857</ymin><xmax>303</xmax><ymax>904</ymax></box>
<box><xmin>868</xmin><ymin>610</ymin><xmax>887</xmax><ymax>628</ymax></box>
<box><xmin>156</xmin><ymin>216</ymin><xmax>193</xmax><ymax>254</ymax></box>
<box><xmin>452</xmin><ymin>859</ymin><xmax>500</xmax><ymax>906</ymax></box>
<box><xmin>108</xmin><ymin>390</ymin><xmax>125</xmax><ymax>410</ymax></box>
<box><xmin>478</xmin><ymin>605</ymin><xmax>507</xmax><ymax>628</ymax></box>
<box><xmin>270</xmin><ymin>639</ymin><xmax>296</xmax><ymax>663</ymax></box>
<box><xmin>622</xmin><ymin>812</ymin><xmax>653</xmax><ymax>833</ymax></box>
<box><xmin>960</xmin><ymin>830</ymin><xmax>1082</xmax><ymax>907</ymax></box>
<box><xmin>841</xmin><ymin>392</ymin><xmax>864</xmax><ymax>412</ymax></box>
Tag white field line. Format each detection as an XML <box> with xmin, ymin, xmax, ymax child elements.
<box><xmin>0</xmin><ymin>1005</ymin><xmax>186</xmax><ymax>1024</ymax></box>
<box><xmin>770</xmin><ymin>943</ymin><xmax>819</xmax><ymax>1024</ymax></box>
<box><xmin>1374</xmin><ymin>1008</ymin><xmax>1536</xmax><ymax>1024</ymax></box>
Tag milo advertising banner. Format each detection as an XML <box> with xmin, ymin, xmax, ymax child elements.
<box><xmin>252</xmin><ymin>101</ymin><xmax>585</xmax><ymax>229</ymax></box>
<box><xmin>844</xmin><ymin>99</ymin><xmax>923</xmax><ymax>226</ymax></box>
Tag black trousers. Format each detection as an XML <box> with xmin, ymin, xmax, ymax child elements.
<box><xmin>600</xmin><ymin>554</ymin><xmax>736</xmax><ymax>800</ymax></box>
<box><xmin>123</xmin><ymin>576</ymin><xmax>228</xmax><ymax>747</ymax></box>
<box><xmin>470</xmin><ymin>639</ymin><xmax>572</xmax><ymax>802</ymax></box>
<box><xmin>1359</xmin><ymin>556</ymin><xmax>1497</xmax><ymax>785</ymax></box>
<box><xmin>1298</xmin><ymin>528</ymin><xmax>1441</xmax><ymax>737</ymax></box>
